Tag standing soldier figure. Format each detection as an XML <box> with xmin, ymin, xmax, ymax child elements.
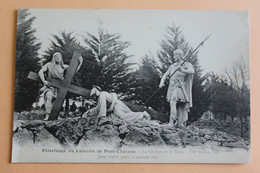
<box><xmin>159</xmin><ymin>49</ymin><xmax>194</xmax><ymax>127</ymax></box>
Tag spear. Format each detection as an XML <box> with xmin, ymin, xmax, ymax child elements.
<box><xmin>137</xmin><ymin>35</ymin><xmax>211</xmax><ymax>111</ymax></box>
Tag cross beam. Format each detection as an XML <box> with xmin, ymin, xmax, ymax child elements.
<box><xmin>28</xmin><ymin>72</ymin><xmax>90</xmax><ymax>97</ymax></box>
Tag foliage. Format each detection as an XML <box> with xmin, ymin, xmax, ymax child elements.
<box><xmin>83</xmin><ymin>27</ymin><xmax>134</xmax><ymax>95</ymax></box>
<box><xmin>14</xmin><ymin>9</ymin><xmax>41</xmax><ymax>111</ymax></box>
<box><xmin>42</xmin><ymin>31</ymin><xmax>84</xmax><ymax>65</ymax></box>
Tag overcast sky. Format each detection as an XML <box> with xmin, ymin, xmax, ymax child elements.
<box><xmin>29</xmin><ymin>9</ymin><xmax>249</xmax><ymax>75</ymax></box>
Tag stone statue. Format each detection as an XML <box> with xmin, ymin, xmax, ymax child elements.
<box><xmin>159</xmin><ymin>49</ymin><xmax>194</xmax><ymax>127</ymax></box>
<box><xmin>38</xmin><ymin>52</ymin><xmax>83</xmax><ymax>120</ymax></box>
<box><xmin>83</xmin><ymin>86</ymin><xmax>150</xmax><ymax>122</ymax></box>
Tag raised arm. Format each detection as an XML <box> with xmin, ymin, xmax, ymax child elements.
<box><xmin>76</xmin><ymin>56</ymin><xmax>83</xmax><ymax>72</ymax></box>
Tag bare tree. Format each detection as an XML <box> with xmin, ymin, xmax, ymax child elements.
<box><xmin>224</xmin><ymin>56</ymin><xmax>250</xmax><ymax>91</ymax></box>
<box><xmin>224</xmin><ymin>57</ymin><xmax>250</xmax><ymax>137</ymax></box>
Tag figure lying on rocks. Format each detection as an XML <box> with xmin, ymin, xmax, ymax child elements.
<box><xmin>82</xmin><ymin>86</ymin><xmax>150</xmax><ymax>124</ymax></box>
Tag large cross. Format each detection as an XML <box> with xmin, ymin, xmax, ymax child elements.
<box><xmin>28</xmin><ymin>53</ymin><xmax>168</xmax><ymax>122</ymax></box>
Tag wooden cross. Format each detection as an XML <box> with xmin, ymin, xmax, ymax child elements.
<box><xmin>28</xmin><ymin>53</ymin><xmax>168</xmax><ymax>122</ymax></box>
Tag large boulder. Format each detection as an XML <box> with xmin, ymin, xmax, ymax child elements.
<box><xmin>13</xmin><ymin>128</ymin><xmax>34</xmax><ymax>146</ymax></box>
<box><xmin>123</xmin><ymin>122</ymin><xmax>165</xmax><ymax>146</ymax></box>
<box><xmin>78</xmin><ymin>124</ymin><xmax>121</xmax><ymax>148</ymax></box>
<box><xmin>33</xmin><ymin>128</ymin><xmax>61</xmax><ymax>147</ymax></box>
<box><xmin>45</xmin><ymin>118</ymin><xmax>86</xmax><ymax>147</ymax></box>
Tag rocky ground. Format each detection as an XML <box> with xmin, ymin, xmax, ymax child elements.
<box><xmin>12</xmin><ymin>111</ymin><xmax>250</xmax><ymax>151</ymax></box>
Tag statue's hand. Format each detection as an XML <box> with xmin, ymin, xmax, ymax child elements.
<box><xmin>43</xmin><ymin>80</ymin><xmax>51</xmax><ymax>87</ymax></box>
<box><xmin>77</xmin><ymin>56</ymin><xmax>83</xmax><ymax>65</ymax></box>
<box><xmin>159</xmin><ymin>83</ymin><xmax>165</xmax><ymax>88</ymax></box>
<box><xmin>108</xmin><ymin>108</ymin><xmax>113</xmax><ymax>113</ymax></box>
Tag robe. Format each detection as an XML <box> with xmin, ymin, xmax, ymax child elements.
<box><xmin>40</xmin><ymin>62</ymin><xmax>68</xmax><ymax>114</ymax></box>
<box><xmin>87</xmin><ymin>91</ymin><xmax>150</xmax><ymax>122</ymax></box>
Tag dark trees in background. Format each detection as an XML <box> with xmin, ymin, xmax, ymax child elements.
<box><xmin>205</xmin><ymin>75</ymin><xmax>238</xmax><ymax>120</ymax></box>
<box><xmin>14</xmin><ymin>9</ymin><xmax>41</xmax><ymax>112</ymax></box>
<box><xmin>224</xmin><ymin>57</ymin><xmax>250</xmax><ymax>137</ymax></box>
<box><xmin>203</xmin><ymin>56</ymin><xmax>250</xmax><ymax>138</ymax></box>
<box><xmin>124</xmin><ymin>55</ymin><xmax>166</xmax><ymax>110</ymax></box>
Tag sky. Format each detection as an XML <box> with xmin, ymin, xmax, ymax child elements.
<box><xmin>29</xmin><ymin>9</ymin><xmax>249</xmax><ymax>75</ymax></box>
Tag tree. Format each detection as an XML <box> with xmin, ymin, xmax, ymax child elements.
<box><xmin>125</xmin><ymin>55</ymin><xmax>168</xmax><ymax>112</ymax></box>
<box><xmin>14</xmin><ymin>9</ymin><xmax>41</xmax><ymax>111</ymax></box>
<box><xmin>43</xmin><ymin>31</ymin><xmax>83</xmax><ymax>64</ymax></box>
<box><xmin>83</xmin><ymin>27</ymin><xmax>134</xmax><ymax>95</ymax></box>
<box><xmin>224</xmin><ymin>57</ymin><xmax>250</xmax><ymax>137</ymax></box>
<box><xmin>205</xmin><ymin>76</ymin><xmax>238</xmax><ymax>120</ymax></box>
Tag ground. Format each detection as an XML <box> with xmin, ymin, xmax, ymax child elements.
<box><xmin>12</xmin><ymin>111</ymin><xmax>250</xmax><ymax>152</ymax></box>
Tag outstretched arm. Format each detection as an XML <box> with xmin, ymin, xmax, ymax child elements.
<box><xmin>159</xmin><ymin>66</ymin><xmax>171</xmax><ymax>88</ymax></box>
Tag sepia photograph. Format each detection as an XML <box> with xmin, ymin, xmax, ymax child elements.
<box><xmin>12</xmin><ymin>9</ymin><xmax>250</xmax><ymax>163</ymax></box>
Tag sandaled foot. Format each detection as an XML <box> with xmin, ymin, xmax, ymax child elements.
<box><xmin>43</xmin><ymin>113</ymin><xmax>50</xmax><ymax>121</ymax></box>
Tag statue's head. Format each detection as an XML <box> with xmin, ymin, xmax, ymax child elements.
<box><xmin>52</xmin><ymin>52</ymin><xmax>63</xmax><ymax>65</ymax></box>
<box><xmin>90</xmin><ymin>85</ymin><xmax>102</xmax><ymax>97</ymax></box>
<box><xmin>173</xmin><ymin>49</ymin><xmax>183</xmax><ymax>61</ymax></box>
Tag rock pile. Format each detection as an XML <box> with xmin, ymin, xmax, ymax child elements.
<box><xmin>193</xmin><ymin>119</ymin><xmax>250</xmax><ymax>140</ymax></box>
<box><xmin>12</xmin><ymin>112</ymin><xmax>250</xmax><ymax>150</ymax></box>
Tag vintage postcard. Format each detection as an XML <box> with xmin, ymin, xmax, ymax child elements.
<box><xmin>12</xmin><ymin>9</ymin><xmax>250</xmax><ymax>163</ymax></box>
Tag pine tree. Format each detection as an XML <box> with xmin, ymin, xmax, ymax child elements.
<box><xmin>206</xmin><ymin>77</ymin><xmax>238</xmax><ymax>120</ymax></box>
<box><xmin>14</xmin><ymin>9</ymin><xmax>41</xmax><ymax>111</ymax></box>
<box><xmin>43</xmin><ymin>31</ymin><xmax>83</xmax><ymax>65</ymax></box>
<box><xmin>83</xmin><ymin>27</ymin><xmax>134</xmax><ymax>95</ymax></box>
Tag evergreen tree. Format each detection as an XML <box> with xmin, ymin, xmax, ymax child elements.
<box><xmin>206</xmin><ymin>77</ymin><xmax>238</xmax><ymax>120</ymax></box>
<box><xmin>83</xmin><ymin>27</ymin><xmax>134</xmax><ymax>95</ymax></box>
<box><xmin>43</xmin><ymin>31</ymin><xmax>83</xmax><ymax>65</ymax></box>
<box><xmin>14</xmin><ymin>9</ymin><xmax>41</xmax><ymax>111</ymax></box>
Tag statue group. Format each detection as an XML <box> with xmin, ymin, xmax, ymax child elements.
<box><xmin>38</xmin><ymin>49</ymin><xmax>194</xmax><ymax>127</ymax></box>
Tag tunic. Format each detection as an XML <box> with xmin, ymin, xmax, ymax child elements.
<box><xmin>40</xmin><ymin>62</ymin><xmax>68</xmax><ymax>113</ymax></box>
<box><xmin>165</xmin><ymin>62</ymin><xmax>194</xmax><ymax>124</ymax></box>
<box><xmin>166</xmin><ymin>62</ymin><xmax>193</xmax><ymax>106</ymax></box>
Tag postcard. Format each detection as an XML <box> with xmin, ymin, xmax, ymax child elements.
<box><xmin>12</xmin><ymin>9</ymin><xmax>250</xmax><ymax>163</ymax></box>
